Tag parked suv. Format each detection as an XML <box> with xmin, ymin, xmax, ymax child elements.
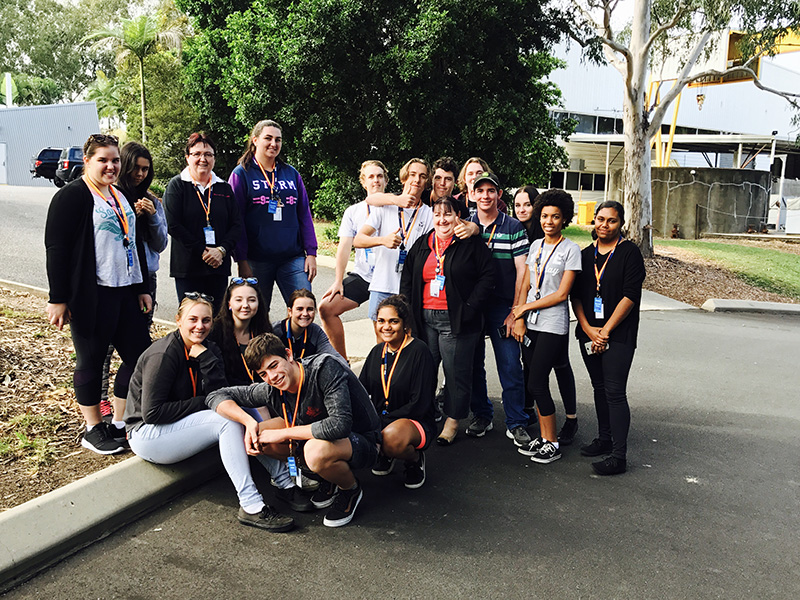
<box><xmin>30</xmin><ymin>147</ymin><xmax>63</xmax><ymax>183</ymax></box>
<box><xmin>54</xmin><ymin>146</ymin><xmax>84</xmax><ymax>187</ymax></box>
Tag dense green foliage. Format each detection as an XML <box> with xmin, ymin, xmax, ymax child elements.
<box><xmin>178</xmin><ymin>0</ymin><xmax>572</xmax><ymax>219</ymax></box>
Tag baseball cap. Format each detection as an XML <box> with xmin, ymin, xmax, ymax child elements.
<box><xmin>473</xmin><ymin>171</ymin><xmax>500</xmax><ymax>190</ymax></box>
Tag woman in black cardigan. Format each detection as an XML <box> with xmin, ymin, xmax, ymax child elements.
<box><xmin>400</xmin><ymin>196</ymin><xmax>494</xmax><ymax>445</ymax></box>
<box><xmin>45</xmin><ymin>134</ymin><xmax>151</xmax><ymax>455</ymax></box>
<box><xmin>571</xmin><ymin>200</ymin><xmax>646</xmax><ymax>476</ymax></box>
<box><xmin>163</xmin><ymin>132</ymin><xmax>243</xmax><ymax>313</ymax></box>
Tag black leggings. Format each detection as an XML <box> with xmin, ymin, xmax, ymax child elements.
<box><xmin>522</xmin><ymin>344</ymin><xmax>576</xmax><ymax>414</ymax></box>
<box><xmin>521</xmin><ymin>330</ymin><xmax>576</xmax><ymax>418</ymax></box>
<box><xmin>579</xmin><ymin>340</ymin><xmax>636</xmax><ymax>460</ymax></box>
<box><xmin>70</xmin><ymin>286</ymin><xmax>151</xmax><ymax>407</ymax></box>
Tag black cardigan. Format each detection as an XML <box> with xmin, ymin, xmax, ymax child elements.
<box><xmin>44</xmin><ymin>178</ymin><xmax>149</xmax><ymax>329</ymax></box>
<box><xmin>400</xmin><ymin>231</ymin><xmax>495</xmax><ymax>336</ymax></box>
<box><xmin>163</xmin><ymin>176</ymin><xmax>243</xmax><ymax>278</ymax></box>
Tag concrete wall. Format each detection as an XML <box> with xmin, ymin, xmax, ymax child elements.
<box><xmin>0</xmin><ymin>102</ymin><xmax>99</xmax><ymax>187</ymax></box>
<box><xmin>611</xmin><ymin>167</ymin><xmax>770</xmax><ymax>239</ymax></box>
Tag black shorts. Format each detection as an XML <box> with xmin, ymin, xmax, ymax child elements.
<box><xmin>342</xmin><ymin>273</ymin><xmax>370</xmax><ymax>305</ymax></box>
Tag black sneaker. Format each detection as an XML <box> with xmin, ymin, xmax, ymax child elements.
<box><xmin>81</xmin><ymin>423</ymin><xmax>126</xmax><ymax>455</ymax></box>
<box><xmin>371</xmin><ymin>453</ymin><xmax>395</xmax><ymax>476</ymax></box>
<box><xmin>592</xmin><ymin>456</ymin><xmax>627</xmax><ymax>475</ymax></box>
<box><xmin>310</xmin><ymin>480</ymin><xmax>338</xmax><ymax>509</ymax></box>
<box><xmin>274</xmin><ymin>485</ymin><xmax>315</xmax><ymax>512</ymax></box>
<box><xmin>403</xmin><ymin>452</ymin><xmax>426</xmax><ymax>489</ymax></box>
<box><xmin>580</xmin><ymin>438</ymin><xmax>613</xmax><ymax>457</ymax></box>
<box><xmin>558</xmin><ymin>418</ymin><xmax>579</xmax><ymax>446</ymax></box>
<box><xmin>323</xmin><ymin>481</ymin><xmax>363</xmax><ymax>528</ymax></box>
<box><xmin>506</xmin><ymin>426</ymin><xmax>532</xmax><ymax>447</ymax></box>
<box><xmin>530</xmin><ymin>440</ymin><xmax>562</xmax><ymax>464</ymax></box>
<box><xmin>465</xmin><ymin>416</ymin><xmax>493</xmax><ymax>437</ymax></box>
<box><xmin>237</xmin><ymin>505</ymin><xmax>295</xmax><ymax>532</ymax></box>
<box><xmin>518</xmin><ymin>437</ymin><xmax>545</xmax><ymax>457</ymax></box>
<box><xmin>524</xmin><ymin>407</ymin><xmax>538</xmax><ymax>426</ymax></box>
<box><xmin>108</xmin><ymin>423</ymin><xmax>130</xmax><ymax>448</ymax></box>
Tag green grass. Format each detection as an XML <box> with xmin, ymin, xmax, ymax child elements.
<box><xmin>564</xmin><ymin>225</ymin><xmax>593</xmax><ymax>248</ymax></box>
<box><xmin>0</xmin><ymin>414</ymin><xmax>60</xmax><ymax>468</ymax></box>
<box><xmin>657</xmin><ymin>239</ymin><xmax>800</xmax><ymax>300</ymax></box>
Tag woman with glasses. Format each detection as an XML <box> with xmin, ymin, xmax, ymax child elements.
<box><xmin>272</xmin><ymin>289</ymin><xmax>343</xmax><ymax>362</ymax></box>
<box><xmin>229</xmin><ymin>120</ymin><xmax>318</xmax><ymax>306</ymax></box>
<box><xmin>45</xmin><ymin>134</ymin><xmax>152</xmax><ymax>455</ymax></box>
<box><xmin>163</xmin><ymin>132</ymin><xmax>243</xmax><ymax>313</ymax></box>
<box><xmin>125</xmin><ymin>294</ymin><xmax>297</xmax><ymax>531</ymax></box>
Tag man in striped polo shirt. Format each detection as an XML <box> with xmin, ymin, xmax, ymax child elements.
<box><xmin>467</xmin><ymin>172</ymin><xmax>531</xmax><ymax>448</ymax></box>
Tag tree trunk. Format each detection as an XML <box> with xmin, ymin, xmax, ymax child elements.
<box><xmin>621</xmin><ymin>0</ymin><xmax>654</xmax><ymax>258</ymax></box>
<box><xmin>139</xmin><ymin>58</ymin><xmax>147</xmax><ymax>145</ymax></box>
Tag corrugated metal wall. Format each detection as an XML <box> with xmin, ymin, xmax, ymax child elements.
<box><xmin>0</xmin><ymin>102</ymin><xmax>99</xmax><ymax>187</ymax></box>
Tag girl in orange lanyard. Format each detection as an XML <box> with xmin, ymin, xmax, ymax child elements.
<box><xmin>358</xmin><ymin>295</ymin><xmax>436</xmax><ymax>489</ymax></box>
<box><xmin>570</xmin><ymin>201</ymin><xmax>646</xmax><ymax>476</ymax></box>
<box><xmin>272</xmin><ymin>289</ymin><xmax>344</xmax><ymax>363</ymax></box>
<box><xmin>512</xmin><ymin>190</ymin><xmax>582</xmax><ymax>464</ymax></box>
<box><xmin>45</xmin><ymin>134</ymin><xmax>152</xmax><ymax>456</ymax></box>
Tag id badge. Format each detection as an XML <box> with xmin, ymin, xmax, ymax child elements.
<box><xmin>395</xmin><ymin>249</ymin><xmax>407</xmax><ymax>272</ymax></box>
<box><xmin>274</xmin><ymin>207</ymin><xmax>282</xmax><ymax>221</ymax></box>
<box><xmin>268</xmin><ymin>198</ymin><xmax>277</xmax><ymax>214</ymax></box>
<box><xmin>126</xmin><ymin>247</ymin><xmax>134</xmax><ymax>273</ymax></box>
<box><xmin>203</xmin><ymin>226</ymin><xmax>216</xmax><ymax>245</ymax></box>
<box><xmin>429</xmin><ymin>279</ymin><xmax>440</xmax><ymax>297</ymax></box>
<box><xmin>594</xmin><ymin>296</ymin><xmax>604</xmax><ymax>319</ymax></box>
<box><xmin>365</xmin><ymin>247</ymin><xmax>376</xmax><ymax>266</ymax></box>
<box><xmin>528</xmin><ymin>310</ymin><xmax>538</xmax><ymax>325</ymax></box>
<box><xmin>287</xmin><ymin>456</ymin><xmax>298</xmax><ymax>477</ymax></box>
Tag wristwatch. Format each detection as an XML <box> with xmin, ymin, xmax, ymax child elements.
<box><xmin>217</xmin><ymin>246</ymin><xmax>227</xmax><ymax>257</ymax></box>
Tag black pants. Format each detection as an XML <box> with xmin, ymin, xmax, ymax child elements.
<box><xmin>174</xmin><ymin>274</ymin><xmax>228</xmax><ymax>315</ymax></box>
<box><xmin>70</xmin><ymin>286</ymin><xmax>151</xmax><ymax>407</ymax></box>
<box><xmin>521</xmin><ymin>330</ymin><xmax>575</xmax><ymax>418</ymax></box>
<box><xmin>579</xmin><ymin>340</ymin><xmax>636</xmax><ymax>460</ymax></box>
<box><xmin>522</xmin><ymin>342</ymin><xmax>576</xmax><ymax>414</ymax></box>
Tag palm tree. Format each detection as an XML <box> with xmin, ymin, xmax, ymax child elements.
<box><xmin>87</xmin><ymin>71</ymin><xmax>125</xmax><ymax>130</ymax></box>
<box><xmin>84</xmin><ymin>15</ymin><xmax>183</xmax><ymax>144</ymax></box>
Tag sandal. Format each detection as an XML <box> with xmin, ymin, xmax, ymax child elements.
<box><xmin>436</xmin><ymin>418</ymin><xmax>458</xmax><ymax>446</ymax></box>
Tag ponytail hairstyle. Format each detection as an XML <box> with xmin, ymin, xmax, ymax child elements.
<box><xmin>238</xmin><ymin>120</ymin><xmax>282</xmax><ymax>167</ymax></box>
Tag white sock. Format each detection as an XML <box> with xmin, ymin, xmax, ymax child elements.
<box><xmin>86</xmin><ymin>423</ymin><xmax>97</xmax><ymax>432</ymax></box>
<box><xmin>112</xmin><ymin>420</ymin><xmax>125</xmax><ymax>429</ymax></box>
<box><xmin>241</xmin><ymin>501</ymin><xmax>266</xmax><ymax>515</ymax></box>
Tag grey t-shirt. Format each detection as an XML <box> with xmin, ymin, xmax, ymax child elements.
<box><xmin>525</xmin><ymin>237</ymin><xmax>582</xmax><ymax>335</ymax></box>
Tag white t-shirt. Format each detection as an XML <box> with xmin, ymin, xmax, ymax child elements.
<box><xmin>364</xmin><ymin>203</ymin><xmax>433</xmax><ymax>294</ymax></box>
<box><xmin>525</xmin><ymin>237</ymin><xmax>582</xmax><ymax>335</ymax></box>
<box><xmin>92</xmin><ymin>187</ymin><xmax>143</xmax><ymax>288</ymax></box>
<box><xmin>338</xmin><ymin>201</ymin><xmax>373</xmax><ymax>281</ymax></box>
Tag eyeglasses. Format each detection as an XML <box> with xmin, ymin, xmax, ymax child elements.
<box><xmin>88</xmin><ymin>133</ymin><xmax>119</xmax><ymax>144</ymax></box>
<box><xmin>188</xmin><ymin>152</ymin><xmax>215</xmax><ymax>159</ymax></box>
<box><xmin>230</xmin><ymin>277</ymin><xmax>258</xmax><ymax>286</ymax></box>
<box><xmin>184</xmin><ymin>291</ymin><xmax>214</xmax><ymax>302</ymax></box>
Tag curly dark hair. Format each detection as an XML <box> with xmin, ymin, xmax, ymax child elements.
<box><xmin>376</xmin><ymin>294</ymin><xmax>411</xmax><ymax>331</ymax></box>
<box><xmin>212</xmin><ymin>281</ymin><xmax>271</xmax><ymax>380</ymax></box>
<box><xmin>532</xmin><ymin>189</ymin><xmax>575</xmax><ymax>228</ymax></box>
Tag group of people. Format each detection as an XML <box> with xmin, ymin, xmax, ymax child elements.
<box><xmin>45</xmin><ymin>124</ymin><xmax>645</xmax><ymax>532</ymax></box>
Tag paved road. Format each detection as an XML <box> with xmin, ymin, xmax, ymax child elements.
<box><xmin>4</xmin><ymin>309</ymin><xmax>800</xmax><ymax>599</ymax></box>
<box><xmin>0</xmin><ymin>185</ymin><xmax>368</xmax><ymax>324</ymax></box>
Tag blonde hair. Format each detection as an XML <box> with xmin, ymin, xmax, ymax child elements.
<box><xmin>359</xmin><ymin>160</ymin><xmax>388</xmax><ymax>185</ymax></box>
<box><xmin>457</xmin><ymin>157</ymin><xmax>492</xmax><ymax>192</ymax></box>
<box><xmin>398</xmin><ymin>158</ymin><xmax>430</xmax><ymax>185</ymax></box>
<box><xmin>176</xmin><ymin>296</ymin><xmax>214</xmax><ymax>321</ymax></box>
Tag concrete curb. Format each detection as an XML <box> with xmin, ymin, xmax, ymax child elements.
<box><xmin>701</xmin><ymin>298</ymin><xmax>800</xmax><ymax>315</ymax></box>
<box><xmin>0</xmin><ymin>448</ymin><xmax>222</xmax><ymax>593</ymax></box>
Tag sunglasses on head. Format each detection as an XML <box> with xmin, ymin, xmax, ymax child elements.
<box><xmin>184</xmin><ymin>291</ymin><xmax>214</xmax><ymax>302</ymax></box>
<box><xmin>230</xmin><ymin>277</ymin><xmax>258</xmax><ymax>286</ymax></box>
<box><xmin>88</xmin><ymin>133</ymin><xmax>119</xmax><ymax>144</ymax></box>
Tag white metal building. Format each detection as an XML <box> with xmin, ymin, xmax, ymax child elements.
<box><xmin>0</xmin><ymin>102</ymin><xmax>100</xmax><ymax>187</ymax></box>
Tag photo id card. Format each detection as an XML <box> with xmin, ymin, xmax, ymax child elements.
<box><xmin>593</xmin><ymin>296</ymin><xmax>604</xmax><ymax>319</ymax></box>
<box><xmin>274</xmin><ymin>207</ymin><xmax>282</xmax><ymax>221</ymax></box>
<box><xmin>287</xmin><ymin>456</ymin><xmax>298</xmax><ymax>477</ymax></box>
<box><xmin>268</xmin><ymin>198</ymin><xmax>277</xmax><ymax>213</ymax></box>
<box><xmin>203</xmin><ymin>226</ymin><xmax>216</xmax><ymax>245</ymax></box>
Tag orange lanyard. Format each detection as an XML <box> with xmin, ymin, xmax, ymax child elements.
<box><xmin>280</xmin><ymin>365</ymin><xmax>305</xmax><ymax>454</ymax></box>
<box><xmin>192</xmin><ymin>182</ymin><xmax>212</xmax><ymax>225</ymax></box>
<box><xmin>85</xmin><ymin>178</ymin><xmax>130</xmax><ymax>241</ymax></box>
<box><xmin>485</xmin><ymin>223</ymin><xmax>498</xmax><ymax>248</ymax></box>
<box><xmin>254</xmin><ymin>158</ymin><xmax>277</xmax><ymax>201</ymax></box>
<box><xmin>238</xmin><ymin>331</ymin><xmax>254</xmax><ymax>382</ymax></box>
<box><xmin>398</xmin><ymin>207</ymin><xmax>420</xmax><ymax>244</ymax></box>
<box><xmin>433</xmin><ymin>232</ymin><xmax>451</xmax><ymax>275</ymax></box>
<box><xmin>533</xmin><ymin>236</ymin><xmax>564</xmax><ymax>297</ymax></box>
<box><xmin>380</xmin><ymin>335</ymin><xmax>408</xmax><ymax>409</ymax></box>
<box><xmin>286</xmin><ymin>319</ymin><xmax>308</xmax><ymax>359</ymax></box>
<box><xmin>183</xmin><ymin>346</ymin><xmax>197</xmax><ymax>397</ymax></box>
<box><xmin>594</xmin><ymin>237</ymin><xmax>621</xmax><ymax>294</ymax></box>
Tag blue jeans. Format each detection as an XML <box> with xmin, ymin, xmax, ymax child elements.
<box><xmin>249</xmin><ymin>255</ymin><xmax>311</xmax><ymax>307</ymax></box>
<box><xmin>471</xmin><ymin>300</ymin><xmax>526</xmax><ymax>429</ymax></box>
<box><xmin>129</xmin><ymin>410</ymin><xmax>291</xmax><ymax>511</ymax></box>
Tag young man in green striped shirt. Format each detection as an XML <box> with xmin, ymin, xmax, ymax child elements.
<box><xmin>467</xmin><ymin>172</ymin><xmax>532</xmax><ymax>447</ymax></box>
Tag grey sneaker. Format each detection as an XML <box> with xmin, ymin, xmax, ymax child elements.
<box><xmin>465</xmin><ymin>416</ymin><xmax>493</xmax><ymax>437</ymax></box>
<box><xmin>505</xmin><ymin>426</ymin><xmax>532</xmax><ymax>447</ymax></box>
<box><xmin>237</xmin><ymin>505</ymin><xmax>295</xmax><ymax>532</ymax></box>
